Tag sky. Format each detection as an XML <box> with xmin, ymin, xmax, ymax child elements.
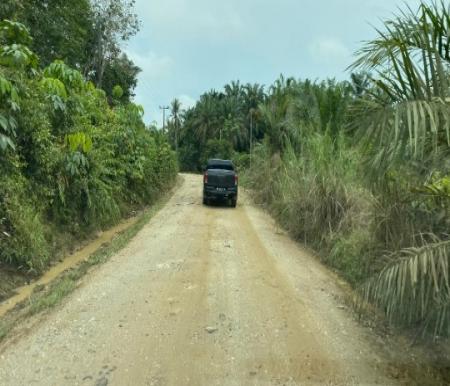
<box><xmin>125</xmin><ymin>0</ymin><xmax>426</xmax><ymax>125</ymax></box>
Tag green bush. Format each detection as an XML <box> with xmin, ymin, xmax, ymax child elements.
<box><xmin>0</xmin><ymin>175</ymin><xmax>50</xmax><ymax>272</ymax></box>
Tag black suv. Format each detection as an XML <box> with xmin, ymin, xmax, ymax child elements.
<box><xmin>203</xmin><ymin>159</ymin><xmax>238</xmax><ymax>207</ymax></box>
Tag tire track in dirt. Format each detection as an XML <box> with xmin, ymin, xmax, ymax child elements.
<box><xmin>0</xmin><ymin>174</ymin><xmax>397</xmax><ymax>385</ymax></box>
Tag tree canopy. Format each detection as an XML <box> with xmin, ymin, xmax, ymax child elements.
<box><xmin>0</xmin><ymin>0</ymin><xmax>140</xmax><ymax>101</ymax></box>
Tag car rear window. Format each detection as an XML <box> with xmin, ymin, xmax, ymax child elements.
<box><xmin>206</xmin><ymin>163</ymin><xmax>234</xmax><ymax>171</ymax></box>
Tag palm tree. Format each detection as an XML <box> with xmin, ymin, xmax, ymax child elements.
<box><xmin>243</xmin><ymin>83</ymin><xmax>266</xmax><ymax>148</ymax></box>
<box><xmin>192</xmin><ymin>93</ymin><xmax>220</xmax><ymax>144</ymax></box>
<box><xmin>259</xmin><ymin>88</ymin><xmax>296</xmax><ymax>154</ymax></box>
<box><xmin>224</xmin><ymin>80</ymin><xmax>243</xmax><ymax>99</ymax></box>
<box><xmin>349</xmin><ymin>72</ymin><xmax>371</xmax><ymax>98</ymax></box>
<box><xmin>170</xmin><ymin>98</ymin><xmax>182</xmax><ymax>152</ymax></box>
<box><xmin>349</xmin><ymin>0</ymin><xmax>450</xmax><ymax>337</ymax></box>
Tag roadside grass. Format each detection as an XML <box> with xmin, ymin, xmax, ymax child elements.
<box><xmin>27</xmin><ymin>276</ymin><xmax>78</xmax><ymax>315</ymax></box>
<box><xmin>0</xmin><ymin>178</ymin><xmax>181</xmax><ymax>343</ymax></box>
<box><xmin>0</xmin><ymin>320</ymin><xmax>13</xmax><ymax>341</ymax></box>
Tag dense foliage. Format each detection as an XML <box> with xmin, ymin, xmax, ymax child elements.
<box><xmin>168</xmin><ymin>81</ymin><xmax>265</xmax><ymax>171</ymax></box>
<box><xmin>0</xmin><ymin>20</ymin><xmax>177</xmax><ymax>273</ymax></box>
<box><xmin>174</xmin><ymin>1</ymin><xmax>450</xmax><ymax>339</ymax></box>
<box><xmin>0</xmin><ymin>0</ymin><xmax>141</xmax><ymax>102</ymax></box>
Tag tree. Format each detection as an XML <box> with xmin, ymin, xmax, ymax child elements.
<box><xmin>176</xmin><ymin>82</ymin><xmax>267</xmax><ymax>169</ymax></box>
<box><xmin>101</xmin><ymin>53</ymin><xmax>141</xmax><ymax>104</ymax></box>
<box><xmin>86</xmin><ymin>0</ymin><xmax>140</xmax><ymax>87</ymax></box>
<box><xmin>349</xmin><ymin>72</ymin><xmax>371</xmax><ymax>98</ymax></box>
<box><xmin>192</xmin><ymin>92</ymin><xmax>222</xmax><ymax>144</ymax></box>
<box><xmin>170</xmin><ymin>98</ymin><xmax>182</xmax><ymax>152</ymax></box>
<box><xmin>0</xmin><ymin>0</ymin><xmax>20</xmax><ymax>21</ymax></box>
<box><xmin>242</xmin><ymin>83</ymin><xmax>265</xmax><ymax>151</ymax></box>
<box><xmin>11</xmin><ymin>0</ymin><xmax>93</xmax><ymax>69</ymax></box>
<box><xmin>1</xmin><ymin>0</ymin><xmax>141</xmax><ymax>100</ymax></box>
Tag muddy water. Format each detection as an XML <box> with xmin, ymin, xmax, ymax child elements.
<box><xmin>0</xmin><ymin>215</ymin><xmax>139</xmax><ymax>318</ymax></box>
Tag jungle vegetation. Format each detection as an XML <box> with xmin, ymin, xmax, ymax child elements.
<box><xmin>0</xmin><ymin>1</ymin><xmax>177</xmax><ymax>280</ymax></box>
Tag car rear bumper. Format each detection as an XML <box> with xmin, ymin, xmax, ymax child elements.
<box><xmin>203</xmin><ymin>185</ymin><xmax>238</xmax><ymax>200</ymax></box>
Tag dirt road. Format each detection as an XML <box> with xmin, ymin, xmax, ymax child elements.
<box><xmin>0</xmin><ymin>174</ymin><xmax>397</xmax><ymax>385</ymax></box>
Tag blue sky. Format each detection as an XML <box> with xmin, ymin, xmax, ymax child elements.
<box><xmin>126</xmin><ymin>0</ymin><xmax>426</xmax><ymax>125</ymax></box>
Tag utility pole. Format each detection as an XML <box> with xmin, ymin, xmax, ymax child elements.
<box><xmin>159</xmin><ymin>106</ymin><xmax>169</xmax><ymax>133</ymax></box>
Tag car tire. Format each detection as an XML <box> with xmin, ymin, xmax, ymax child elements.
<box><xmin>231</xmin><ymin>198</ymin><xmax>237</xmax><ymax>208</ymax></box>
<box><xmin>203</xmin><ymin>197</ymin><xmax>208</xmax><ymax>205</ymax></box>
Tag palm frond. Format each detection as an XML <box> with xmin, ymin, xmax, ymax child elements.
<box><xmin>349</xmin><ymin>1</ymin><xmax>450</xmax><ymax>165</ymax></box>
<box><xmin>359</xmin><ymin>238</ymin><xmax>450</xmax><ymax>337</ymax></box>
<box><xmin>350</xmin><ymin>97</ymin><xmax>450</xmax><ymax>166</ymax></box>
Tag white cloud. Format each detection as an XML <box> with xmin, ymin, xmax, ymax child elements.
<box><xmin>177</xmin><ymin>94</ymin><xmax>197</xmax><ymax>111</ymax></box>
<box><xmin>124</xmin><ymin>50</ymin><xmax>176</xmax><ymax>124</ymax></box>
<box><xmin>134</xmin><ymin>0</ymin><xmax>244</xmax><ymax>40</ymax></box>
<box><xmin>309</xmin><ymin>37</ymin><xmax>351</xmax><ymax>64</ymax></box>
<box><xmin>126</xmin><ymin>50</ymin><xmax>174</xmax><ymax>80</ymax></box>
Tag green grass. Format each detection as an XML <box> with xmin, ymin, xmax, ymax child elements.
<box><xmin>28</xmin><ymin>277</ymin><xmax>77</xmax><ymax>314</ymax></box>
<box><xmin>0</xmin><ymin>320</ymin><xmax>13</xmax><ymax>341</ymax></box>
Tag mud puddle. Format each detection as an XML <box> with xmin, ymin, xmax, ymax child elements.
<box><xmin>0</xmin><ymin>215</ymin><xmax>139</xmax><ymax>318</ymax></box>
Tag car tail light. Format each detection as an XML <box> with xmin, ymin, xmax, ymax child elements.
<box><xmin>235</xmin><ymin>175</ymin><xmax>238</xmax><ymax>186</ymax></box>
<box><xmin>204</xmin><ymin>171</ymin><xmax>208</xmax><ymax>184</ymax></box>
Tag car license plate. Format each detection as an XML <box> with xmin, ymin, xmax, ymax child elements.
<box><xmin>216</xmin><ymin>187</ymin><xmax>225</xmax><ymax>191</ymax></box>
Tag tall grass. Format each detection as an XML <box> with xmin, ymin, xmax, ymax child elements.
<box><xmin>246</xmin><ymin>131</ymin><xmax>449</xmax><ymax>338</ymax></box>
<box><xmin>247</xmin><ymin>132</ymin><xmax>379</xmax><ymax>285</ymax></box>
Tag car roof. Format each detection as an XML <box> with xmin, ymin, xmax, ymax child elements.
<box><xmin>207</xmin><ymin>159</ymin><xmax>233</xmax><ymax>166</ymax></box>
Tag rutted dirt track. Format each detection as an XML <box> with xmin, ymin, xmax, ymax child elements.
<box><xmin>0</xmin><ymin>174</ymin><xmax>398</xmax><ymax>385</ymax></box>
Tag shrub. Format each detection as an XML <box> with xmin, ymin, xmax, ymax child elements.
<box><xmin>0</xmin><ymin>175</ymin><xmax>50</xmax><ymax>271</ymax></box>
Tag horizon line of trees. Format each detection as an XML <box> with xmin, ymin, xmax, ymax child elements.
<box><xmin>165</xmin><ymin>75</ymin><xmax>365</xmax><ymax>171</ymax></box>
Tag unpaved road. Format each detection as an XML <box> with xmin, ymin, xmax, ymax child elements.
<box><xmin>0</xmin><ymin>174</ymin><xmax>398</xmax><ymax>385</ymax></box>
